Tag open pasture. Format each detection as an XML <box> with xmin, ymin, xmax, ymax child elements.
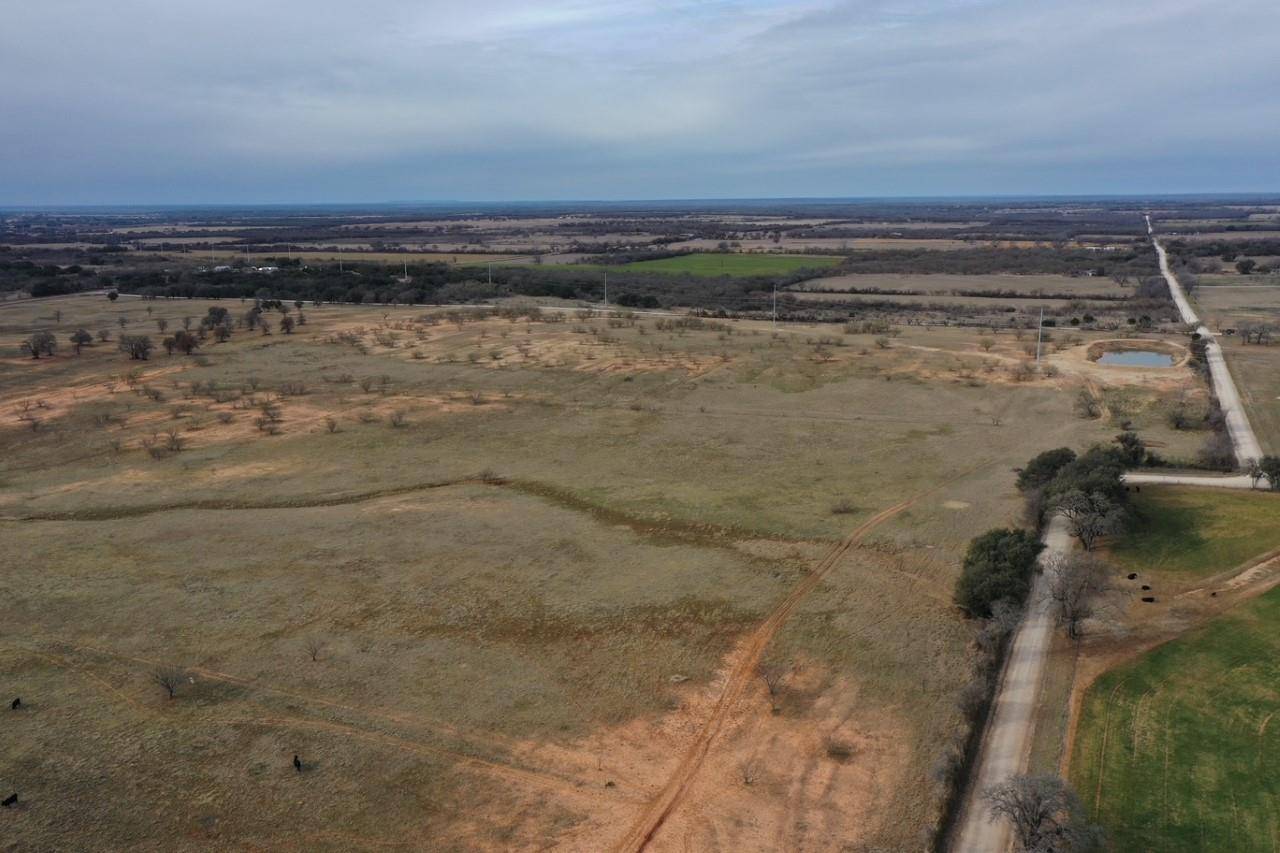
<box><xmin>0</xmin><ymin>292</ymin><xmax>1212</xmax><ymax>850</ymax></box>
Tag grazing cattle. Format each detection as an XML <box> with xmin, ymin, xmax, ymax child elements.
<box><xmin>9</xmin><ymin>698</ymin><xmax>19</xmax><ymax>710</ymax></box>
<box><xmin>1</xmin><ymin>793</ymin><xmax>17</xmax><ymax>808</ymax></box>
<box><xmin>293</xmin><ymin>754</ymin><xmax>302</xmax><ymax>773</ymax></box>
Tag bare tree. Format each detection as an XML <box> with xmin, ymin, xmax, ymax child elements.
<box><xmin>118</xmin><ymin>335</ymin><xmax>154</xmax><ymax>360</ymax></box>
<box><xmin>985</xmin><ymin>774</ymin><xmax>1102</xmax><ymax>852</ymax></box>
<box><xmin>756</xmin><ymin>658</ymin><xmax>791</xmax><ymax>710</ymax></box>
<box><xmin>1055</xmin><ymin>490</ymin><xmax>1124</xmax><ymax>551</ymax></box>
<box><xmin>1247</xmin><ymin>459</ymin><xmax>1266</xmax><ymax>490</ymax></box>
<box><xmin>151</xmin><ymin>667</ymin><xmax>186</xmax><ymax>700</ymax></box>
<box><xmin>1046</xmin><ymin>554</ymin><xmax>1110</xmax><ymax>639</ymax></box>
<box><xmin>304</xmin><ymin>637</ymin><xmax>325</xmax><ymax>662</ymax></box>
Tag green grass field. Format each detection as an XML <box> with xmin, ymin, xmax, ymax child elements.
<box><xmin>1071</xmin><ymin>584</ymin><xmax>1280</xmax><ymax>852</ymax></box>
<box><xmin>1107</xmin><ymin>487</ymin><xmax>1280</xmax><ymax>580</ymax></box>
<box><xmin>616</xmin><ymin>253</ymin><xmax>842</xmax><ymax>277</ymax></box>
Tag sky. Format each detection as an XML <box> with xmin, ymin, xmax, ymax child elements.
<box><xmin>2</xmin><ymin>0</ymin><xmax>1278</xmax><ymax>204</ymax></box>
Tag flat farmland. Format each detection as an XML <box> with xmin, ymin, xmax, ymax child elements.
<box><xmin>602</xmin><ymin>252</ymin><xmax>842</xmax><ymax>277</ymax></box>
<box><xmin>0</xmin><ymin>293</ymin><xmax>1204</xmax><ymax>850</ymax></box>
<box><xmin>794</xmin><ymin>272</ymin><xmax>1125</xmax><ymax>297</ymax></box>
<box><xmin>1192</xmin><ymin>286</ymin><xmax>1280</xmax><ymax>454</ymax></box>
<box><xmin>1071</xmin><ymin>487</ymin><xmax>1280</xmax><ymax>853</ymax></box>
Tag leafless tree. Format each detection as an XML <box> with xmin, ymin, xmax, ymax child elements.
<box><xmin>1046</xmin><ymin>554</ymin><xmax>1110</xmax><ymax>639</ymax></box>
<box><xmin>756</xmin><ymin>658</ymin><xmax>791</xmax><ymax>710</ymax></box>
<box><xmin>1055</xmin><ymin>490</ymin><xmax>1124</xmax><ymax>551</ymax></box>
<box><xmin>1247</xmin><ymin>459</ymin><xmax>1266</xmax><ymax>490</ymax></box>
<box><xmin>985</xmin><ymin>774</ymin><xmax>1102</xmax><ymax>852</ymax></box>
<box><xmin>151</xmin><ymin>667</ymin><xmax>186</xmax><ymax>700</ymax></box>
<box><xmin>305</xmin><ymin>638</ymin><xmax>325</xmax><ymax>662</ymax></box>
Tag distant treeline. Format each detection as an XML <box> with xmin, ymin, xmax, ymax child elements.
<box><xmin>1167</xmin><ymin>238</ymin><xmax>1280</xmax><ymax>258</ymax></box>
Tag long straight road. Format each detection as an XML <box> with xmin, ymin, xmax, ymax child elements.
<box><xmin>1147</xmin><ymin>215</ymin><xmax>1264</xmax><ymax>465</ymax></box>
<box><xmin>951</xmin><ymin>217</ymin><xmax>1267</xmax><ymax>852</ymax></box>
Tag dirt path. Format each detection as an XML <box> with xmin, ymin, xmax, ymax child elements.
<box><xmin>951</xmin><ymin>515</ymin><xmax>1072</xmax><ymax>852</ymax></box>
<box><xmin>613</xmin><ymin>464</ymin><xmax>988</xmax><ymax>852</ymax></box>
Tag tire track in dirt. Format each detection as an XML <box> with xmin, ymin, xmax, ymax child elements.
<box><xmin>611</xmin><ymin>462</ymin><xmax>991</xmax><ymax>852</ymax></box>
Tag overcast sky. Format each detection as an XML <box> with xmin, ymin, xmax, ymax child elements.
<box><xmin>2</xmin><ymin>0</ymin><xmax>1277</xmax><ymax>204</ymax></box>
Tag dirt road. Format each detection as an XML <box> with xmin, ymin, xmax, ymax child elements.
<box><xmin>951</xmin><ymin>515</ymin><xmax>1072</xmax><ymax>852</ymax></box>
<box><xmin>1148</xmin><ymin>217</ymin><xmax>1264</xmax><ymax>465</ymax></box>
<box><xmin>951</xmin><ymin>222</ymin><xmax>1267</xmax><ymax>852</ymax></box>
<box><xmin>1123</xmin><ymin>471</ymin><xmax>1256</xmax><ymax>489</ymax></box>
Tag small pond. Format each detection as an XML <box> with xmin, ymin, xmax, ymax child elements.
<box><xmin>1097</xmin><ymin>350</ymin><xmax>1177</xmax><ymax>367</ymax></box>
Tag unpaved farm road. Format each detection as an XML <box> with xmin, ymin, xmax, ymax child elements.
<box><xmin>952</xmin><ymin>516</ymin><xmax>1071</xmax><ymax>853</ymax></box>
<box><xmin>1148</xmin><ymin>215</ymin><xmax>1264</xmax><ymax>466</ymax></box>
<box><xmin>951</xmin><ymin>217</ymin><xmax>1267</xmax><ymax>852</ymax></box>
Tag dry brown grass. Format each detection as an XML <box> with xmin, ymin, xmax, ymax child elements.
<box><xmin>0</xmin><ymin>293</ymin><xmax>1205</xmax><ymax>850</ymax></box>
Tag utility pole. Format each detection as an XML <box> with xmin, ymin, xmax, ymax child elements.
<box><xmin>603</xmin><ymin>271</ymin><xmax>608</xmax><ymax>308</ymax></box>
<box><xmin>487</xmin><ymin>263</ymin><xmax>492</xmax><ymax>286</ymax></box>
<box><xmin>772</xmin><ymin>283</ymin><xmax>777</xmax><ymax>328</ymax></box>
<box><xmin>1035</xmin><ymin>306</ymin><xmax>1044</xmax><ymax>364</ymax></box>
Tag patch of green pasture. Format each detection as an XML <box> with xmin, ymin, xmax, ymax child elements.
<box><xmin>1070</xmin><ymin>584</ymin><xmax>1280</xmax><ymax>852</ymax></box>
<box><xmin>1107</xmin><ymin>487</ymin><xmax>1280</xmax><ymax>579</ymax></box>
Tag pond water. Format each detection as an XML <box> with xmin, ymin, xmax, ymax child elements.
<box><xmin>1097</xmin><ymin>350</ymin><xmax>1176</xmax><ymax>367</ymax></box>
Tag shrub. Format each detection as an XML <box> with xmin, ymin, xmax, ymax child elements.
<box><xmin>954</xmin><ymin>528</ymin><xmax>1044</xmax><ymax>618</ymax></box>
<box><xmin>1016</xmin><ymin>448</ymin><xmax>1076</xmax><ymax>492</ymax></box>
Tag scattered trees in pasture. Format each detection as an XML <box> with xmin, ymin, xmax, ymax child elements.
<box><xmin>20</xmin><ymin>331</ymin><xmax>57</xmax><ymax>359</ymax></box>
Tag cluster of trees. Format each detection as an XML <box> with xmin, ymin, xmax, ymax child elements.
<box><xmin>1237</xmin><ymin>323</ymin><xmax>1275</xmax><ymax>345</ymax></box>
<box><xmin>1017</xmin><ymin>445</ymin><xmax>1129</xmax><ymax>546</ymax></box>
<box><xmin>0</xmin><ymin>259</ymin><xmax>99</xmax><ymax>296</ymax></box>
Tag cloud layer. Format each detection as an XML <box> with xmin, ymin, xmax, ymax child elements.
<box><xmin>2</xmin><ymin>0</ymin><xmax>1277</xmax><ymax>203</ymax></box>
